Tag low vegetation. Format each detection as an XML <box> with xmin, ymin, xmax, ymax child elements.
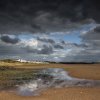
<box><xmin>0</xmin><ymin>66</ymin><xmax>40</xmax><ymax>89</ymax></box>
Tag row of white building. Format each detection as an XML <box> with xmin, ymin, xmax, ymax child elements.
<box><xmin>16</xmin><ymin>59</ymin><xmax>48</xmax><ymax>64</ymax></box>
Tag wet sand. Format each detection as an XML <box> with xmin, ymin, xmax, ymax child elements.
<box><xmin>0</xmin><ymin>87</ymin><xmax>100</xmax><ymax>100</ymax></box>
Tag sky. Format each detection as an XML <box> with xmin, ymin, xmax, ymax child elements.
<box><xmin>0</xmin><ymin>0</ymin><xmax>100</xmax><ymax>62</ymax></box>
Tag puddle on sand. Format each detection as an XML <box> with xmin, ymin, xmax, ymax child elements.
<box><xmin>15</xmin><ymin>68</ymin><xmax>100</xmax><ymax>96</ymax></box>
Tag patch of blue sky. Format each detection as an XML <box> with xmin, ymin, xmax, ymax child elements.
<box><xmin>18</xmin><ymin>33</ymin><xmax>35</xmax><ymax>40</ymax></box>
<box><xmin>18</xmin><ymin>23</ymin><xmax>97</xmax><ymax>44</ymax></box>
<box><xmin>50</xmin><ymin>32</ymin><xmax>81</xmax><ymax>44</ymax></box>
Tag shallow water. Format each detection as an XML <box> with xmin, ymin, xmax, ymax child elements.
<box><xmin>16</xmin><ymin>68</ymin><xmax>100</xmax><ymax>96</ymax></box>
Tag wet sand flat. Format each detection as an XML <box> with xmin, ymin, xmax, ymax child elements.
<box><xmin>0</xmin><ymin>87</ymin><xmax>100</xmax><ymax>100</ymax></box>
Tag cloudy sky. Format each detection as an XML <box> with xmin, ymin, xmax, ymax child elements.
<box><xmin>0</xmin><ymin>0</ymin><xmax>100</xmax><ymax>62</ymax></box>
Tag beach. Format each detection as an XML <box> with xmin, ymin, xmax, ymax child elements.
<box><xmin>0</xmin><ymin>87</ymin><xmax>100</xmax><ymax>100</ymax></box>
<box><xmin>0</xmin><ymin>64</ymin><xmax>100</xmax><ymax>100</ymax></box>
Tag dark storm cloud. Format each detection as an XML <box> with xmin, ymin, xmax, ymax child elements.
<box><xmin>73</xmin><ymin>50</ymin><xmax>100</xmax><ymax>62</ymax></box>
<box><xmin>0</xmin><ymin>0</ymin><xmax>100</xmax><ymax>34</ymax></box>
<box><xmin>23</xmin><ymin>46</ymin><xmax>38</xmax><ymax>54</ymax></box>
<box><xmin>37</xmin><ymin>37</ymin><xmax>55</xmax><ymax>44</ymax></box>
<box><xmin>23</xmin><ymin>44</ymin><xmax>54</xmax><ymax>55</ymax></box>
<box><xmin>0</xmin><ymin>35</ymin><xmax>20</xmax><ymax>44</ymax></box>
<box><xmin>94</xmin><ymin>26</ymin><xmax>100</xmax><ymax>32</ymax></box>
<box><xmin>54</xmin><ymin>44</ymin><xmax>64</xmax><ymax>49</ymax></box>
<box><xmin>80</xmin><ymin>26</ymin><xmax>100</xmax><ymax>48</ymax></box>
<box><xmin>0</xmin><ymin>0</ymin><xmax>85</xmax><ymax>19</ymax></box>
<box><xmin>0</xmin><ymin>44</ymin><xmax>25</xmax><ymax>55</ymax></box>
<box><xmin>81</xmin><ymin>30</ymin><xmax>100</xmax><ymax>41</ymax></box>
<box><xmin>61</xmin><ymin>41</ymin><xmax>66</xmax><ymax>44</ymax></box>
<box><xmin>62</xmin><ymin>53</ymin><xmax>100</xmax><ymax>62</ymax></box>
<box><xmin>38</xmin><ymin>45</ymin><xmax>53</xmax><ymax>54</ymax></box>
<box><xmin>84</xmin><ymin>0</ymin><xmax>100</xmax><ymax>22</ymax></box>
<box><xmin>0</xmin><ymin>42</ymin><xmax>54</xmax><ymax>59</ymax></box>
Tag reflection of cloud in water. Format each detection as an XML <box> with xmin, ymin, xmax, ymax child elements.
<box><xmin>17</xmin><ymin>68</ymin><xmax>100</xmax><ymax>96</ymax></box>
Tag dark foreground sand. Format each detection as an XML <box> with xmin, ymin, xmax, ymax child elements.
<box><xmin>0</xmin><ymin>64</ymin><xmax>100</xmax><ymax>100</ymax></box>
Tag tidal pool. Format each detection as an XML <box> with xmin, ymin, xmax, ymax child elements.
<box><xmin>16</xmin><ymin>68</ymin><xmax>100</xmax><ymax>96</ymax></box>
